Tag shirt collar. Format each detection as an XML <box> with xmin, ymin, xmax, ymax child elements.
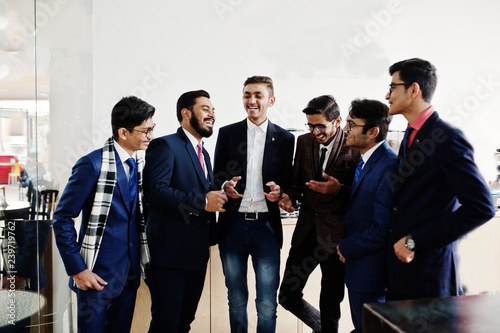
<box><xmin>409</xmin><ymin>106</ymin><xmax>435</xmax><ymax>131</ymax></box>
<box><xmin>114</xmin><ymin>139</ymin><xmax>136</xmax><ymax>164</ymax></box>
<box><xmin>182</xmin><ymin>127</ymin><xmax>202</xmax><ymax>151</ymax></box>
<box><xmin>361</xmin><ymin>140</ymin><xmax>385</xmax><ymax>164</ymax></box>
<box><xmin>247</xmin><ymin>118</ymin><xmax>268</xmax><ymax>134</ymax></box>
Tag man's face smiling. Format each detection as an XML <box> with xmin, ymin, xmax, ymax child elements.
<box><xmin>306</xmin><ymin>113</ymin><xmax>340</xmax><ymax>145</ymax></box>
<box><xmin>243</xmin><ymin>83</ymin><xmax>275</xmax><ymax>125</ymax></box>
<box><xmin>343</xmin><ymin>116</ymin><xmax>370</xmax><ymax>150</ymax></box>
<box><xmin>189</xmin><ymin>96</ymin><xmax>215</xmax><ymax>138</ymax></box>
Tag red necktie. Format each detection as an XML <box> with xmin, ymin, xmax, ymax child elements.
<box><xmin>197</xmin><ymin>143</ymin><xmax>205</xmax><ymax>175</ymax></box>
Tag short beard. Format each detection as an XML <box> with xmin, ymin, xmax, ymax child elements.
<box><xmin>190</xmin><ymin>112</ymin><xmax>213</xmax><ymax>138</ymax></box>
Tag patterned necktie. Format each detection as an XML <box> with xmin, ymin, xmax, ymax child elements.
<box><xmin>318</xmin><ymin>147</ymin><xmax>328</xmax><ymax>180</ymax></box>
<box><xmin>126</xmin><ymin>158</ymin><xmax>137</xmax><ymax>210</ymax></box>
<box><xmin>354</xmin><ymin>158</ymin><xmax>364</xmax><ymax>183</ymax></box>
<box><xmin>197</xmin><ymin>143</ymin><xmax>206</xmax><ymax>175</ymax></box>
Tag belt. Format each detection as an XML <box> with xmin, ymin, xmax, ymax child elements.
<box><xmin>237</xmin><ymin>212</ymin><xmax>270</xmax><ymax>221</ymax></box>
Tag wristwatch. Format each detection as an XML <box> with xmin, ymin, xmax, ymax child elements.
<box><xmin>405</xmin><ymin>234</ymin><xmax>416</xmax><ymax>251</ymax></box>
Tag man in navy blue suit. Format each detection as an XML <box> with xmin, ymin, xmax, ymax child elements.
<box><xmin>337</xmin><ymin>99</ymin><xmax>397</xmax><ymax>332</ymax></box>
<box><xmin>385</xmin><ymin>58</ymin><xmax>495</xmax><ymax>301</ymax></box>
<box><xmin>53</xmin><ymin>96</ymin><xmax>156</xmax><ymax>332</ymax></box>
<box><xmin>143</xmin><ymin>90</ymin><xmax>227</xmax><ymax>332</ymax></box>
<box><xmin>214</xmin><ymin>76</ymin><xmax>295</xmax><ymax>333</ymax></box>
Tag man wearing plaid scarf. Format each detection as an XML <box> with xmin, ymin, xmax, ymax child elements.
<box><xmin>53</xmin><ymin>96</ymin><xmax>155</xmax><ymax>332</ymax></box>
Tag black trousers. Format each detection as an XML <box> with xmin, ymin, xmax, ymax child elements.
<box><xmin>146</xmin><ymin>263</ymin><xmax>207</xmax><ymax>333</ymax></box>
<box><xmin>279</xmin><ymin>228</ymin><xmax>345</xmax><ymax>333</ymax></box>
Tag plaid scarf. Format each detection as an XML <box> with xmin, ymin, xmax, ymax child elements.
<box><xmin>80</xmin><ymin>137</ymin><xmax>150</xmax><ymax>279</ymax></box>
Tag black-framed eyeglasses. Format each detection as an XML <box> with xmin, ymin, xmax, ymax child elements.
<box><xmin>388</xmin><ymin>82</ymin><xmax>410</xmax><ymax>94</ymax></box>
<box><xmin>130</xmin><ymin>124</ymin><xmax>156</xmax><ymax>136</ymax></box>
<box><xmin>345</xmin><ymin>120</ymin><xmax>370</xmax><ymax>132</ymax></box>
<box><xmin>305</xmin><ymin>119</ymin><xmax>334</xmax><ymax>133</ymax></box>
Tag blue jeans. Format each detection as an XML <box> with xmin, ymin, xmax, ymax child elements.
<box><xmin>219</xmin><ymin>218</ymin><xmax>281</xmax><ymax>333</ymax></box>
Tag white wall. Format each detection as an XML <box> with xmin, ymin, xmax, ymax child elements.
<box><xmin>91</xmin><ymin>0</ymin><xmax>500</xmax><ymax>183</ymax></box>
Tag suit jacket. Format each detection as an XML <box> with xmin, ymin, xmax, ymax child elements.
<box><xmin>53</xmin><ymin>149</ymin><xmax>141</xmax><ymax>298</ymax></box>
<box><xmin>213</xmin><ymin>119</ymin><xmax>295</xmax><ymax>247</ymax></box>
<box><xmin>288</xmin><ymin>130</ymin><xmax>360</xmax><ymax>254</ymax></box>
<box><xmin>143</xmin><ymin>127</ymin><xmax>216</xmax><ymax>271</ymax></box>
<box><xmin>387</xmin><ymin>111</ymin><xmax>495</xmax><ymax>298</ymax></box>
<box><xmin>339</xmin><ymin>141</ymin><xmax>397</xmax><ymax>293</ymax></box>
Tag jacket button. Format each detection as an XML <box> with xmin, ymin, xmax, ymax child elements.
<box><xmin>389</xmin><ymin>229</ymin><xmax>394</xmax><ymax>234</ymax></box>
<box><xmin>393</xmin><ymin>206</ymin><xmax>398</xmax><ymax>211</ymax></box>
<box><xmin>129</xmin><ymin>243</ymin><xmax>133</xmax><ymax>247</ymax></box>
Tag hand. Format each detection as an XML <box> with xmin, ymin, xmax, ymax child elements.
<box><xmin>223</xmin><ymin>176</ymin><xmax>243</xmax><ymax>199</ymax></box>
<box><xmin>394</xmin><ymin>237</ymin><xmax>415</xmax><ymax>263</ymax></box>
<box><xmin>206</xmin><ymin>190</ymin><xmax>228</xmax><ymax>212</ymax></box>
<box><xmin>278</xmin><ymin>193</ymin><xmax>295</xmax><ymax>213</ymax></box>
<box><xmin>337</xmin><ymin>246</ymin><xmax>346</xmax><ymax>264</ymax></box>
<box><xmin>73</xmin><ymin>269</ymin><xmax>108</xmax><ymax>291</ymax></box>
<box><xmin>263</xmin><ymin>181</ymin><xmax>281</xmax><ymax>202</ymax></box>
<box><xmin>306</xmin><ymin>174</ymin><xmax>341</xmax><ymax>194</ymax></box>
<box><xmin>1</xmin><ymin>275</ymin><xmax>27</xmax><ymax>290</ymax></box>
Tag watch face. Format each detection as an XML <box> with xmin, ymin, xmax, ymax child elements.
<box><xmin>406</xmin><ymin>238</ymin><xmax>416</xmax><ymax>250</ymax></box>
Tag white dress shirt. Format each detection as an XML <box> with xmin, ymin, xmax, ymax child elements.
<box><xmin>319</xmin><ymin>137</ymin><xmax>336</xmax><ymax>175</ymax></box>
<box><xmin>239</xmin><ymin>118</ymin><xmax>268</xmax><ymax>213</ymax></box>
<box><xmin>358</xmin><ymin>140</ymin><xmax>385</xmax><ymax>169</ymax></box>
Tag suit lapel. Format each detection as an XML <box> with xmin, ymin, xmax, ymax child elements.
<box><xmin>203</xmin><ymin>148</ymin><xmax>213</xmax><ymax>190</ymax></box>
<box><xmin>350</xmin><ymin>142</ymin><xmax>388</xmax><ymax>199</ymax></box>
<box><xmin>395</xmin><ymin>112</ymin><xmax>439</xmax><ymax>194</ymax></box>
<box><xmin>114</xmin><ymin>152</ymin><xmax>131</xmax><ymax>213</ymax></box>
<box><xmin>178</xmin><ymin>128</ymin><xmax>210</xmax><ymax>192</ymax></box>
<box><xmin>262</xmin><ymin>121</ymin><xmax>278</xmax><ymax>180</ymax></box>
<box><xmin>237</xmin><ymin>120</ymin><xmax>248</xmax><ymax>179</ymax></box>
<box><xmin>323</xmin><ymin>129</ymin><xmax>344</xmax><ymax>177</ymax></box>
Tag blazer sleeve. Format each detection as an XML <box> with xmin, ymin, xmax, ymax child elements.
<box><xmin>53</xmin><ymin>155</ymin><xmax>99</xmax><ymax>276</ymax></box>
<box><xmin>411</xmin><ymin>130</ymin><xmax>495</xmax><ymax>250</ymax></box>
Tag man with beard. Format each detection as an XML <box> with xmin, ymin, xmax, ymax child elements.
<box><xmin>143</xmin><ymin>90</ymin><xmax>227</xmax><ymax>332</ymax></box>
<box><xmin>214</xmin><ymin>76</ymin><xmax>295</xmax><ymax>332</ymax></box>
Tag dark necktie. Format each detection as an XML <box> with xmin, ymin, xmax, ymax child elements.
<box><xmin>126</xmin><ymin>158</ymin><xmax>137</xmax><ymax>210</ymax></box>
<box><xmin>197</xmin><ymin>143</ymin><xmax>206</xmax><ymax>176</ymax></box>
<box><xmin>402</xmin><ymin>127</ymin><xmax>414</xmax><ymax>157</ymax></box>
<box><xmin>318</xmin><ymin>147</ymin><xmax>328</xmax><ymax>180</ymax></box>
<box><xmin>354</xmin><ymin>158</ymin><xmax>364</xmax><ymax>183</ymax></box>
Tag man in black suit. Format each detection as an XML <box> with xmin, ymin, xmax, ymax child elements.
<box><xmin>214</xmin><ymin>76</ymin><xmax>295</xmax><ymax>333</ymax></box>
<box><xmin>143</xmin><ymin>90</ymin><xmax>227</xmax><ymax>332</ymax></box>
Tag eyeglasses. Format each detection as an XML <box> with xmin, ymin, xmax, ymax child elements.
<box><xmin>388</xmin><ymin>82</ymin><xmax>410</xmax><ymax>95</ymax></box>
<box><xmin>130</xmin><ymin>124</ymin><xmax>156</xmax><ymax>136</ymax></box>
<box><xmin>305</xmin><ymin>119</ymin><xmax>334</xmax><ymax>133</ymax></box>
<box><xmin>345</xmin><ymin>120</ymin><xmax>370</xmax><ymax>132</ymax></box>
